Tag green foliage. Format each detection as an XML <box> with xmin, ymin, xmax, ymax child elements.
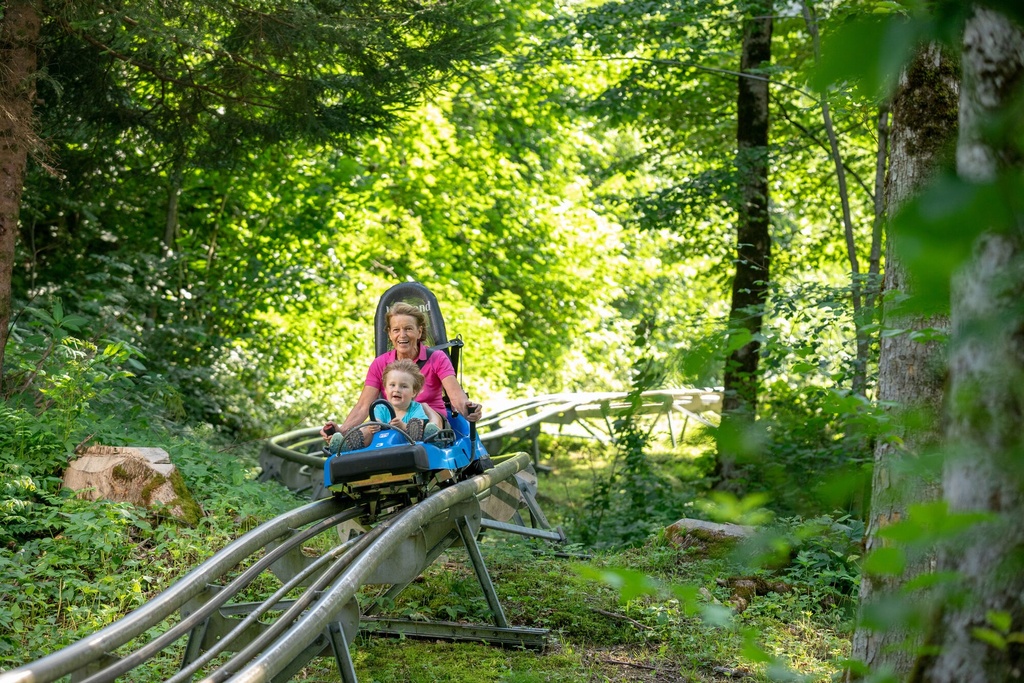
<box><xmin>5</xmin><ymin>302</ymin><xmax>149</xmax><ymax>443</ymax></box>
<box><xmin>568</xmin><ymin>532</ymin><xmax>850</xmax><ymax>681</ymax></box>
<box><xmin>12</xmin><ymin>0</ymin><xmax>1023</xmax><ymax>678</ymax></box>
<box><xmin>13</xmin><ymin>0</ymin><xmax>886</xmax><ymax>448</ymax></box>
<box><xmin>0</xmin><ymin>406</ymin><xmax>66</xmax><ymax>546</ymax></box>
<box><xmin>0</xmin><ymin>304</ymin><xmax>167</xmax><ymax>550</ymax></box>
<box><xmin>814</xmin><ymin>14</ymin><xmax>921</xmax><ymax>100</ymax></box>
<box><xmin>762</xmin><ymin>514</ymin><xmax>864</xmax><ymax>602</ymax></box>
<box><xmin>0</xmin><ymin>412</ymin><xmax>303</xmax><ymax>670</ymax></box>
<box><xmin>894</xmin><ymin>169</ymin><xmax>1024</xmax><ymax>314</ymax></box>
<box><xmin>38</xmin><ymin>0</ymin><xmax>502</xmax><ymax>164</ymax></box>
<box><xmin>574</xmin><ymin>320</ymin><xmax>687</xmax><ymax>548</ymax></box>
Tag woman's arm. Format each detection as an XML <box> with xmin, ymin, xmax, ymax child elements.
<box><xmin>339</xmin><ymin>385</ymin><xmax>381</xmax><ymax>432</ymax></box>
<box><xmin>440</xmin><ymin>375</ymin><xmax>482</xmax><ymax>422</ymax></box>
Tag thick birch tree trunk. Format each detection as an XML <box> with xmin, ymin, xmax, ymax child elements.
<box><xmin>0</xmin><ymin>1</ymin><xmax>40</xmax><ymax>384</ymax></box>
<box><xmin>916</xmin><ymin>8</ymin><xmax>1024</xmax><ymax>682</ymax></box>
<box><xmin>851</xmin><ymin>46</ymin><xmax>958</xmax><ymax>679</ymax></box>
<box><xmin>717</xmin><ymin>0</ymin><xmax>772</xmax><ymax>485</ymax></box>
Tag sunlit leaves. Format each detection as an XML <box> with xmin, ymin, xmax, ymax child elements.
<box><xmin>712</xmin><ymin>417</ymin><xmax>769</xmax><ymax>467</ymax></box>
<box><xmin>972</xmin><ymin>610</ymin><xmax>1024</xmax><ymax>650</ymax></box>
<box><xmin>862</xmin><ymin>546</ymin><xmax>906</xmax><ymax>576</ymax></box>
<box><xmin>576</xmin><ymin>565</ymin><xmax>662</xmax><ymax>602</ymax></box>
<box><xmin>876</xmin><ymin>500</ymin><xmax>996</xmax><ymax>546</ymax></box>
<box><xmin>891</xmin><ymin>170</ymin><xmax>1024</xmax><ymax>314</ymax></box>
<box><xmin>813</xmin><ymin>15</ymin><xmax>921</xmax><ymax>99</ymax></box>
<box><xmin>575</xmin><ymin>564</ymin><xmax>722</xmax><ymax>621</ymax></box>
<box><xmin>697</xmin><ymin>491</ymin><xmax>773</xmax><ymax>526</ymax></box>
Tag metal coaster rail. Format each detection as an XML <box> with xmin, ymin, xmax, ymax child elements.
<box><xmin>0</xmin><ymin>454</ymin><xmax>537</xmax><ymax>683</ymax></box>
<box><xmin>259</xmin><ymin>388</ymin><xmax>722</xmax><ymax>495</ymax></box>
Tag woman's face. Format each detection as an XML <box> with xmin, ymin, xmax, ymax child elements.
<box><xmin>388</xmin><ymin>314</ymin><xmax>422</xmax><ymax>358</ymax></box>
<box><xmin>383</xmin><ymin>370</ymin><xmax>418</xmax><ymax>411</ymax></box>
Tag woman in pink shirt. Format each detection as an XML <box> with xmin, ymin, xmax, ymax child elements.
<box><xmin>322</xmin><ymin>302</ymin><xmax>481</xmax><ymax>440</ymax></box>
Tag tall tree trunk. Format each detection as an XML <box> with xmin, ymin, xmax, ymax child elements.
<box><xmin>163</xmin><ymin>172</ymin><xmax>182</xmax><ymax>254</ymax></box>
<box><xmin>851</xmin><ymin>45</ymin><xmax>958</xmax><ymax>680</ymax></box>
<box><xmin>915</xmin><ymin>8</ymin><xmax>1024</xmax><ymax>682</ymax></box>
<box><xmin>0</xmin><ymin>1</ymin><xmax>40</xmax><ymax>386</ymax></box>
<box><xmin>716</xmin><ymin>0</ymin><xmax>772</xmax><ymax>485</ymax></box>
<box><xmin>802</xmin><ymin>0</ymin><xmax>888</xmax><ymax>400</ymax></box>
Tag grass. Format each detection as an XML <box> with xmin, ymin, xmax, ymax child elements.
<box><xmin>294</xmin><ymin>427</ymin><xmax>854</xmax><ymax>681</ymax></box>
<box><xmin>294</xmin><ymin>529</ymin><xmax>851</xmax><ymax>682</ymax></box>
<box><xmin>1</xmin><ymin>428</ymin><xmax>854</xmax><ymax>682</ymax></box>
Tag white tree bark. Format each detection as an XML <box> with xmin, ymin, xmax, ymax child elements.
<box><xmin>917</xmin><ymin>8</ymin><xmax>1024</xmax><ymax>683</ymax></box>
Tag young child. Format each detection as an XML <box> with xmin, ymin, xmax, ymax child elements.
<box><xmin>327</xmin><ymin>359</ymin><xmax>443</xmax><ymax>454</ymax></box>
<box><xmin>372</xmin><ymin>359</ymin><xmax>444</xmax><ymax>437</ymax></box>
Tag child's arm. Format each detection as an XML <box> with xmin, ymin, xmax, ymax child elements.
<box><xmin>423</xmin><ymin>404</ymin><xmax>444</xmax><ymax>428</ymax></box>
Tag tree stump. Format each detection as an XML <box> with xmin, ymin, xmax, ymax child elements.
<box><xmin>666</xmin><ymin>517</ymin><xmax>755</xmax><ymax>541</ymax></box>
<box><xmin>63</xmin><ymin>446</ymin><xmax>202</xmax><ymax>524</ymax></box>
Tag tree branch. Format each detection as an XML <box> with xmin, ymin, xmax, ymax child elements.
<box><xmin>776</xmin><ymin>99</ymin><xmax>876</xmax><ymax>202</ymax></box>
<box><xmin>800</xmin><ymin>0</ymin><xmax>861</xmax><ymax>310</ymax></box>
<box><xmin>57</xmin><ymin>17</ymin><xmax>283</xmax><ymax>111</ymax></box>
<box><xmin>568</xmin><ymin>55</ymin><xmax>815</xmax><ymax>99</ymax></box>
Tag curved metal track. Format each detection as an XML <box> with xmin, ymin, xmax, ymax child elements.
<box><xmin>261</xmin><ymin>388</ymin><xmax>722</xmax><ymax>495</ymax></box>
<box><xmin>0</xmin><ymin>454</ymin><xmax>538</xmax><ymax>683</ymax></box>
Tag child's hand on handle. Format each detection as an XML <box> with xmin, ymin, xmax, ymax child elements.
<box><xmin>320</xmin><ymin>421</ymin><xmax>338</xmax><ymax>442</ymax></box>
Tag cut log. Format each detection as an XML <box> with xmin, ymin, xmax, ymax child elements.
<box><xmin>666</xmin><ymin>517</ymin><xmax>755</xmax><ymax>540</ymax></box>
<box><xmin>63</xmin><ymin>446</ymin><xmax>201</xmax><ymax>524</ymax></box>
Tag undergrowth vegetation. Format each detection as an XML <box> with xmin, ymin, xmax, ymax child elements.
<box><xmin>0</xmin><ymin>304</ymin><xmax>861</xmax><ymax>681</ymax></box>
<box><xmin>0</xmin><ymin>313</ymin><xmax>300</xmax><ymax>666</ymax></box>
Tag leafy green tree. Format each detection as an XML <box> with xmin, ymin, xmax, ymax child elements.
<box><xmin>851</xmin><ymin>43</ymin><xmax>957</xmax><ymax>679</ymax></box>
<box><xmin>0</xmin><ymin>0</ymin><xmax>500</xmax><ymax>385</ymax></box>
<box><xmin>831</xmin><ymin>1</ymin><xmax>1024</xmax><ymax>679</ymax></box>
<box><xmin>917</xmin><ymin>6</ymin><xmax>1024</xmax><ymax>679</ymax></box>
<box><xmin>0</xmin><ymin>2</ymin><xmax>41</xmax><ymax>384</ymax></box>
<box><xmin>803</xmin><ymin>0</ymin><xmax>889</xmax><ymax>399</ymax></box>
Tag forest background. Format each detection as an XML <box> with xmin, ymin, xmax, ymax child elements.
<box><xmin>2</xmin><ymin>0</ymin><xmax>1024</xmax><ymax>681</ymax></box>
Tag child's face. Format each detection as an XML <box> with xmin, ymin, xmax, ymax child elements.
<box><xmin>383</xmin><ymin>370</ymin><xmax>418</xmax><ymax>410</ymax></box>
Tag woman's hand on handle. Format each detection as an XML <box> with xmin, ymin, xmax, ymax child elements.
<box><xmin>464</xmin><ymin>401</ymin><xmax>482</xmax><ymax>423</ymax></box>
<box><xmin>441</xmin><ymin>375</ymin><xmax>482</xmax><ymax>422</ymax></box>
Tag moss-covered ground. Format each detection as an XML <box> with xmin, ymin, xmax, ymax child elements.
<box><xmin>293</xmin><ymin>433</ymin><xmax>854</xmax><ymax>682</ymax></box>
<box><xmin>1</xmin><ymin>429</ymin><xmax>854</xmax><ymax>682</ymax></box>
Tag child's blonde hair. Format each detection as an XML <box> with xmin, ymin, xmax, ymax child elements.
<box><xmin>382</xmin><ymin>358</ymin><xmax>425</xmax><ymax>394</ymax></box>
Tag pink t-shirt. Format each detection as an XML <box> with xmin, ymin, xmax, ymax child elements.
<box><xmin>365</xmin><ymin>346</ymin><xmax>455</xmax><ymax>414</ymax></box>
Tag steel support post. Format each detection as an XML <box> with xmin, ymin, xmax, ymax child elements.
<box><xmin>455</xmin><ymin>516</ymin><xmax>508</xmax><ymax>629</ymax></box>
<box><xmin>325</xmin><ymin>621</ymin><xmax>357</xmax><ymax>683</ymax></box>
<box><xmin>181</xmin><ymin>605</ymin><xmax>211</xmax><ymax>670</ymax></box>
<box><xmin>516</xmin><ymin>476</ymin><xmax>552</xmax><ymax>530</ymax></box>
<box><xmin>480</xmin><ymin>518</ymin><xmax>564</xmax><ymax>542</ymax></box>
